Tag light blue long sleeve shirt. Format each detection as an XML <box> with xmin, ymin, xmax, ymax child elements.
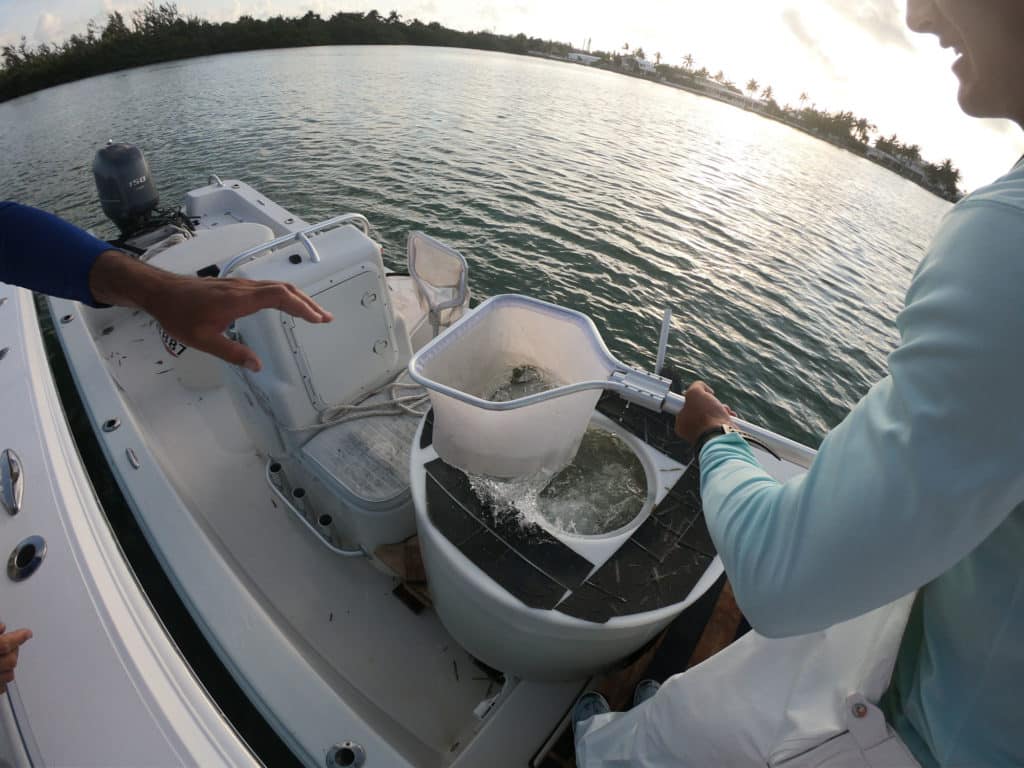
<box><xmin>698</xmin><ymin>159</ymin><xmax>1024</xmax><ymax>768</ymax></box>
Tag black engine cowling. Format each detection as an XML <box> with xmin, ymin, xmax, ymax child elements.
<box><xmin>93</xmin><ymin>142</ymin><xmax>159</xmax><ymax>235</ymax></box>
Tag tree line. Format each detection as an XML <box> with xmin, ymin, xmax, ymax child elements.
<box><xmin>786</xmin><ymin>103</ymin><xmax>960</xmax><ymax>199</ymax></box>
<box><xmin>0</xmin><ymin>2</ymin><xmax>571</xmax><ymax>103</ymax></box>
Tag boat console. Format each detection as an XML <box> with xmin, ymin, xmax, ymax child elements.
<box><xmin>208</xmin><ymin>214</ymin><xmax>445</xmax><ymax>553</ymax></box>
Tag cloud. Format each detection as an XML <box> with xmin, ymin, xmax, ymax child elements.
<box><xmin>781</xmin><ymin>8</ymin><xmax>842</xmax><ymax>81</ymax></box>
<box><xmin>408</xmin><ymin>1</ymin><xmax>439</xmax><ymax>19</ymax></box>
<box><xmin>824</xmin><ymin>0</ymin><xmax>912</xmax><ymax>51</ymax></box>
<box><xmin>34</xmin><ymin>11</ymin><xmax>62</xmax><ymax>43</ymax></box>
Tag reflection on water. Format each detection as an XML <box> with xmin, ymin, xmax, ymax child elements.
<box><xmin>470</xmin><ymin>427</ymin><xmax>647</xmax><ymax>536</ymax></box>
<box><xmin>0</xmin><ymin>45</ymin><xmax>951</xmax><ymax>445</ymax></box>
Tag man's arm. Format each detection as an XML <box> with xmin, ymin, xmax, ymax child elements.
<box><xmin>0</xmin><ymin>202</ymin><xmax>112</xmax><ymax>305</ymax></box>
<box><xmin>88</xmin><ymin>250</ymin><xmax>331</xmax><ymax>370</ymax></box>
<box><xmin>1</xmin><ymin>202</ymin><xmax>332</xmax><ymax>370</ymax></box>
<box><xmin>679</xmin><ymin>199</ymin><xmax>1024</xmax><ymax>637</ymax></box>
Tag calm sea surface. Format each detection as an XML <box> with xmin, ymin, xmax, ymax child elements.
<box><xmin>0</xmin><ymin>45</ymin><xmax>951</xmax><ymax>446</ymax></box>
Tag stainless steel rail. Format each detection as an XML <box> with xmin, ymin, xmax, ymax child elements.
<box><xmin>220</xmin><ymin>213</ymin><xmax>371</xmax><ymax>276</ymax></box>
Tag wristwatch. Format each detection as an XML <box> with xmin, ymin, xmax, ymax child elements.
<box><xmin>692</xmin><ymin>423</ymin><xmax>740</xmax><ymax>457</ymax></box>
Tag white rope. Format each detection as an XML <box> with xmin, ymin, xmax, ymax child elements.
<box><xmin>314</xmin><ymin>374</ymin><xmax>430</xmax><ymax>427</ymax></box>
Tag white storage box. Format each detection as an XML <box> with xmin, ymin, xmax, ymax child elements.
<box><xmin>408</xmin><ymin>295</ymin><xmax>619</xmax><ymax>477</ymax></box>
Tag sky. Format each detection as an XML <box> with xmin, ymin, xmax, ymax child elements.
<box><xmin>2</xmin><ymin>0</ymin><xmax>1022</xmax><ymax>191</ymax></box>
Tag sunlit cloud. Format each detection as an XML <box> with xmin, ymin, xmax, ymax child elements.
<box><xmin>823</xmin><ymin>0</ymin><xmax>912</xmax><ymax>51</ymax></box>
<box><xmin>34</xmin><ymin>12</ymin><xmax>64</xmax><ymax>43</ymax></box>
<box><xmin>781</xmin><ymin>9</ymin><xmax>842</xmax><ymax>81</ymax></box>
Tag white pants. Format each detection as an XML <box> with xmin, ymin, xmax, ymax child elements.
<box><xmin>575</xmin><ymin>594</ymin><xmax>921</xmax><ymax>768</ymax></box>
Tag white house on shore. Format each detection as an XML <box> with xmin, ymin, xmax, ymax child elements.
<box><xmin>620</xmin><ymin>56</ymin><xmax>656</xmax><ymax>74</ymax></box>
<box><xmin>867</xmin><ymin>147</ymin><xmax>930</xmax><ymax>184</ymax></box>
<box><xmin>691</xmin><ymin>77</ymin><xmax>748</xmax><ymax>107</ymax></box>
<box><xmin>567</xmin><ymin>52</ymin><xmax>600</xmax><ymax>65</ymax></box>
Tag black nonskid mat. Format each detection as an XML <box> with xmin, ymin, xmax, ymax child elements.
<box><xmin>555</xmin><ymin>464</ymin><xmax>712</xmax><ymax>622</ymax></box>
<box><xmin>421</xmin><ymin>409</ymin><xmax>716</xmax><ymax>623</ymax></box>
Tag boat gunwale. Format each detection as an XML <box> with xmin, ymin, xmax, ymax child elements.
<box><xmin>47</xmin><ymin>294</ymin><xmax>439</xmax><ymax>768</ymax></box>
<box><xmin>3</xmin><ymin>288</ymin><xmax>260</xmax><ymax>766</ymax></box>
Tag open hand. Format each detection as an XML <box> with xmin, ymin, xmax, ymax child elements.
<box><xmin>146</xmin><ymin>273</ymin><xmax>332</xmax><ymax>371</ymax></box>
<box><xmin>89</xmin><ymin>250</ymin><xmax>333</xmax><ymax>371</ymax></box>
<box><xmin>0</xmin><ymin>623</ymin><xmax>32</xmax><ymax>694</ymax></box>
<box><xmin>674</xmin><ymin>380</ymin><xmax>737</xmax><ymax>445</ymax></box>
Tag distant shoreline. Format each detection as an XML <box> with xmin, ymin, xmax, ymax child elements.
<box><xmin>0</xmin><ymin>5</ymin><xmax>960</xmax><ymax>201</ymax></box>
<box><xmin>531</xmin><ymin>53</ymin><xmax>960</xmax><ymax>203</ymax></box>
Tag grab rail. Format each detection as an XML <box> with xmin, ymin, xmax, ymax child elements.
<box><xmin>220</xmin><ymin>213</ymin><xmax>371</xmax><ymax>276</ymax></box>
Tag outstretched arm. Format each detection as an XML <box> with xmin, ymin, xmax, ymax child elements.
<box><xmin>88</xmin><ymin>249</ymin><xmax>332</xmax><ymax>370</ymax></box>
<box><xmin>1</xmin><ymin>201</ymin><xmax>332</xmax><ymax>370</ymax></box>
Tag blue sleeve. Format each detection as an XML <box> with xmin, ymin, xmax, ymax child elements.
<box><xmin>0</xmin><ymin>201</ymin><xmax>114</xmax><ymax>306</ymax></box>
<box><xmin>697</xmin><ymin>196</ymin><xmax>1024</xmax><ymax>638</ymax></box>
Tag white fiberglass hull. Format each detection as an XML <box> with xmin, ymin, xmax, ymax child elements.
<box><xmin>0</xmin><ymin>287</ymin><xmax>257</xmax><ymax>767</ymax></box>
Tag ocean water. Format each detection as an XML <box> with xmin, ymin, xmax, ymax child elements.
<box><xmin>0</xmin><ymin>45</ymin><xmax>951</xmax><ymax>446</ymax></box>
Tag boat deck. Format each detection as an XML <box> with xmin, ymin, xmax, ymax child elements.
<box><xmin>47</xmin><ymin>214</ymin><xmax>807</xmax><ymax>765</ymax></box>
<box><xmin>52</xmin><ymin>293</ymin><xmax>585</xmax><ymax>767</ymax></box>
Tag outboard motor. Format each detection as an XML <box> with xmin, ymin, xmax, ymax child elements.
<box><xmin>93</xmin><ymin>141</ymin><xmax>159</xmax><ymax>235</ymax></box>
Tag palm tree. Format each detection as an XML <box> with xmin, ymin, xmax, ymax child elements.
<box><xmin>683</xmin><ymin>53</ymin><xmax>694</xmax><ymax>70</ymax></box>
<box><xmin>761</xmin><ymin>84</ymin><xmax>773</xmax><ymax>102</ymax></box>
<box><xmin>799</xmin><ymin>92</ymin><xmax>809</xmax><ymax>106</ymax></box>
<box><xmin>713</xmin><ymin>69</ymin><xmax>725</xmax><ymax>82</ymax></box>
<box><xmin>695</xmin><ymin>66</ymin><xmax>709</xmax><ymax>79</ymax></box>
<box><xmin>876</xmin><ymin>133</ymin><xmax>900</xmax><ymax>155</ymax></box>
<box><xmin>634</xmin><ymin>46</ymin><xmax>646</xmax><ymax>60</ymax></box>
<box><xmin>854</xmin><ymin>117</ymin><xmax>876</xmax><ymax>144</ymax></box>
<box><xmin>746</xmin><ymin>78</ymin><xmax>759</xmax><ymax>97</ymax></box>
<box><xmin>831</xmin><ymin>110</ymin><xmax>855</xmax><ymax>140</ymax></box>
<box><xmin>937</xmin><ymin>158</ymin><xmax>961</xmax><ymax>196</ymax></box>
<box><xmin>654</xmin><ymin>51</ymin><xmax>661</xmax><ymax>65</ymax></box>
